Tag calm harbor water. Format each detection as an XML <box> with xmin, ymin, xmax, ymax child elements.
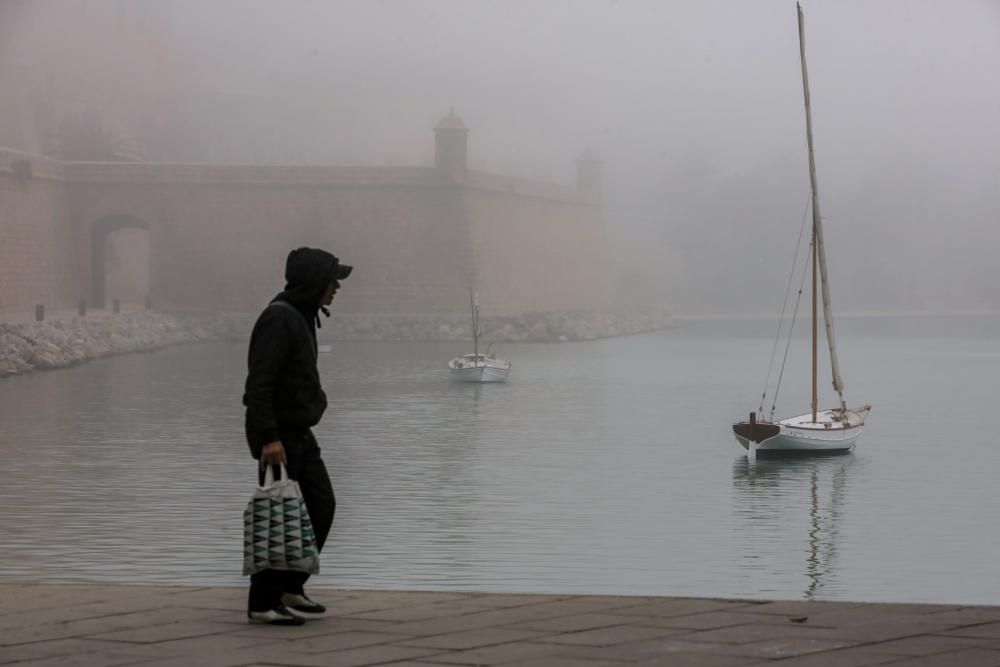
<box><xmin>1</xmin><ymin>315</ymin><xmax>999</xmax><ymax>604</ymax></box>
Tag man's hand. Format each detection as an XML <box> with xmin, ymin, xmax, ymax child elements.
<box><xmin>260</xmin><ymin>440</ymin><xmax>286</xmax><ymax>469</ymax></box>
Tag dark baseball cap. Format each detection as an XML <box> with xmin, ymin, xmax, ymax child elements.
<box><xmin>332</xmin><ymin>260</ymin><xmax>353</xmax><ymax>280</ymax></box>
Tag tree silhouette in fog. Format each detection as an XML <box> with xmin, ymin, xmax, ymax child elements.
<box><xmin>53</xmin><ymin>108</ymin><xmax>143</xmax><ymax>162</ymax></box>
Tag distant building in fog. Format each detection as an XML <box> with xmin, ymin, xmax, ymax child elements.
<box><xmin>0</xmin><ymin>3</ymin><xmax>611</xmax><ymax>316</ymax></box>
<box><xmin>0</xmin><ymin>111</ymin><xmax>611</xmax><ymax>316</ymax></box>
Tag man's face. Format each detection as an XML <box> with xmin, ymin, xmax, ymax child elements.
<box><xmin>321</xmin><ymin>279</ymin><xmax>340</xmax><ymax>306</ymax></box>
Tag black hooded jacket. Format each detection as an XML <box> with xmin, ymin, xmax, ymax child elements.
<box><xmin>243</xmin><ymin>248</ymin><xmax>343</xmax><ymax>457</ymax></box>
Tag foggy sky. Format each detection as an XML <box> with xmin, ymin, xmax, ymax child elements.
<box><xmin>3</xmin><ymin>0</ymin><xmax>999</xmax><ymax>315</ymax></box>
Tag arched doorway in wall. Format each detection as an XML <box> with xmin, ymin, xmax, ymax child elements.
<box><xmin>91</xmin><ymin>215</ymin><xmax>150</xmax><ymax>310</ymax></box>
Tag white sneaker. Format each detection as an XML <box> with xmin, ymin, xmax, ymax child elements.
<box><xmin>282</xmin><ymin>592</ymin><xmax>327</xmax><ymax>616</ymax></box>
<box><xmin>247</xmin><ymin>603</ymin><xmax>306</xmax><ymax>625</ymax></box>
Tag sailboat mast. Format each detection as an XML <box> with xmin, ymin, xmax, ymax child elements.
<box><xmin>812</xmin><ymin>227</ymin><xmax>818</xmax><ymax>421</ymax></box>
<box><xmin>471</xmin><ymin>290</ymin><xmax>479</xmax><ymax>359</ymax></box>
<box><xmin>797</xmin><ymin>2</ymin><xmax>847</xmax><ymax>413</ymax></box>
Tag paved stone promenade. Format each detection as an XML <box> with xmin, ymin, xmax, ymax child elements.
<box><xmin>3</xmin><ymin>584</ymin><xmax>1000</xmax><ymax>666</ymax></box>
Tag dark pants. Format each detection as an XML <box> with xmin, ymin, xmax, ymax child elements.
<box><xmin>248</xmin><ymin>428</ymin><xmax>335</xmax><ymax>612</ymax></box>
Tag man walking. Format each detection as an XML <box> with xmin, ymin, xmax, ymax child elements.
<box><xmin>243</xmin><ymin>247</ymin><xmax>352</xmax><ymax>625</ymax></box>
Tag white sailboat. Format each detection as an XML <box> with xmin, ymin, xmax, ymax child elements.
<box><xmin>733</xmin><ymin>3</ymin><xmax>871</xmax><ymax>456</ymax></box>
<box><xmin>448</xmin><ymin>291</ymin><xmax>511</xmax><ymax>383</ymax></box>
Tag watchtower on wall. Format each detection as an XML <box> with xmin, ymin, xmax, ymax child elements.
<box><xmin>434</xmin><ymin>108</ymin><xmax>469</xmax><ymax>180</ymax></box>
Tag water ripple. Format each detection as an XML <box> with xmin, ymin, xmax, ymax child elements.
<box><xmin>2</xmin><ymin>323</ymin><xmax>1000</xmax><ymax>603</ymax></box>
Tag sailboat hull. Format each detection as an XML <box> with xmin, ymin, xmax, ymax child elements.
<box><xmin>448</xmin><ymin>358</ymin><xmax>511</xmax><ymax>383</ymax></box>
<box><xmin>734</xmin><ymin>428</ymin><xmax>859</xmax><ymax>454</ymax></box>
<box><xmin>733</xmin><ymin>407</ymin><xmax>870</xmax><ymax>454</ymax></box>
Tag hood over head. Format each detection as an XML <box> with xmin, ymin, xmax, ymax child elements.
<box><xmin>275</xmin><ymin>247</ymin><xmax>352</xmax><ymax>326</ymax></box>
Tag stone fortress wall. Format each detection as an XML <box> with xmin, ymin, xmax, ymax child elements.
<box><xmin>0</xmin><ymin>111</ymin><xmax>611</xmax><ymax>318</ymax></box>
<box><xmin>0</xmin><ymin>148</ymin><xmax>79</xmax><ymax>313</ymax></box>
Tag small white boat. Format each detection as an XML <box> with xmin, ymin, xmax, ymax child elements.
<box><xmin>733</xmin><ymin>4</ymin><xmax>871</xmax><ymax>456</ymax></box>
<box><xmin>449</xmin><ymin>291</ymin><xmax>511</xmax><ymax>383</ymax></box>
<box><xmin>448</xmin><ymin>353</ymin><xmax>511</xmax><ymax>383</ymax></box>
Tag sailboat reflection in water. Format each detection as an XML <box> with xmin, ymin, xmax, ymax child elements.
<box><xmin>733</xmin><ymin>456</ymin><xmax>853</xmax><ymax>600</ymax></box>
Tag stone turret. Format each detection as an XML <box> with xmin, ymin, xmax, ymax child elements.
<box><xmin>434</xmin><ymin>108</ymin><xmax>468</xmax><ymax>179</ymax></box>
<box><xmin>575</xmin><ymin>148</ymin><xmax>604</xmax><ymax>200</ymax></box>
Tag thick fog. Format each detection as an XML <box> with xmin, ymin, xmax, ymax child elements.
<box><xmin>2</xmin><ymin>0</ymin><xmax>998</xmax><ymax>315</ymax></box>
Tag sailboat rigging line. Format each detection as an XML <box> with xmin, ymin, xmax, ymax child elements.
<box><xmin>770</xmin><ymin>235</ymin><xmax>814</xmax><ymax>421</ymax></box>
<box><xmin>759</xmin><ymin>190</ymin><xmax>814</xmax><ymax>415</ymax></box>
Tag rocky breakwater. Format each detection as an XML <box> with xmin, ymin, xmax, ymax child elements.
<box><xmin>0</xmin><ymin>308</ymin><xmax>672</xmax><ymax>377</ymax></box>
<box><xmin>0</xmin><ymin>311</ymin><xmax>246</xmax><ymax>378</ymax></box>
<box><xmin>322</xmin><ymin>309</ymin><xmax>673</xmax><ymax>343</ymax></box>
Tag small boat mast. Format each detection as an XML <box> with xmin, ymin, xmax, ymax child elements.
<box><xmin>470</xmin><ymin>290</ymin><xmax>480</xmax><ymax>359</ymax></box>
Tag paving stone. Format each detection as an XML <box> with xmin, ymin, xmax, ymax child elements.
<box><xmin>153</xmin><ymin>587</ymin><xmax>249</xmax><ymax>609</ymax></box>
<box><xmin>508</xmin><ymin>612</ymin><xmax>644</xmax><ymax>633</ymax></box>
<box><xmin>0</xmin><ymin>589</ymin><xmax>149</xmax><ymax>616</ymax></box>
<box><xmin>208</xmin><ymin>609</ymin><xmax>399</xmax><ymax>634</ymax></box>
<box><xmin>608</xmin><ymin>598</ymin><xmax>754</xmax><ymax>619</ymax></box>
<box><xmin>642</xmin><ymin>611</ymin><xmax>760</xmax><ymax>631</ymax></box>
<box><xmin>4</xmin><ymin>584</ymin><xmax>1000</xmax><ymax>667</ymax></box>
<box><xmin>85</xmin><ymin>620</ymin><xmax>236</xmax><ymax>643</ymax></box>
<box><xmin>935</xmin><ymin>621</ymin><xmax>1000</xmax><ymax>639</ymax></box>
<box><xmin>411</xmin><ymin>640</ymin><xmax>567</xmax><ymax>664</ymax></box>
<box><xmin>289</xmin><ymin>630</ymin><xmax>417</xmax><ymax>653</ymax></box>
<box><xmin>0</xmin><ymin>651</ymin><xmax>152</xmax><ymax>667</ymax></box>
<box><xmin>500</xmin><ymin>657</ymin><xmax>629</xmax><ymax>667</ymax></box>
<box><xmin>631</xmin><ymin>654</ymin><xmax>763</xmax><ymax>666</ymax></box>
<box><xmin>392</xmin><ymin>626</ymin><xmax>549</xmax><ymax>650</ymax></box>
<box><xmin>869</xmin><ymin>635</ymin><xmax>995</xmax><ymax>656</ymax></box>
<box><xmin>753</xmin><ymin>618</ymin><xmax>963</xmax><ymax>643</ymax></box>
<box><xmin>875</xmin><ymin>647</ymin><xmax>1000</xmax><ymax>666</ymax></box>
<box><xmin>578</xmin><ymin>635</ymin><xmax>857</xmax><ymax>662</ymax></box>
<box><xmin>0</xmin><ymin>615</ymin><xmax>179</xmax><ymax>647</ymax></box>
<box><xmin>0</xmin><ymin>637</ymin><xmax>133</xmax><ymax>664</ymax></box>
<box><xmin>320</xmin><ymin>596</ymin><xmax>475</xmax><ymax>618</ymax></box>
<box><xmin>919</xmin><ymin>607</ymin><xmax>1000</xmax><ymax>625</ymax></box>
<box><xmin>729</xmin><ymin>600</ymin><xmax>863</xmax><ymax>617</ymax></box>
<box><xmin>742</xmin><ymin>646</ymin><xmax>901</xmax><ymax>666</ymax></box>
<box><xmin>559</xmin><ymin>636</ymin><xmax>745</xmax><ymax>662</ymax></box>
<box><xmin>533</xmin><ymin>623</ymin><xmax>687</xmax><ymax>647</ymax></box>
<box><xmin>118</xmin><ymin>650</ymin><xmax>280</xmax><ymax>667</ymax></box>
<box><xmin>680</xmin><ymin>622</ymin><xmax>851</xmax><ymax>644</ymax></box>
<box><xmin>852</xmin><ymin>623</ymin><xmax>974</xmax><ymax>644</ymax></box>
<box><xmin>102</xmin><ymin>632</ymin><xmax>275</xmax><ymax>660</ymax></box>
<box><xmin>120</xmin><ymin>643</ymin><xmax>439</xmax><ymax>667</ymax></box>
<box><xmin>777</xmin><ymin>606</ymin><xmax>947</xmax><ymax>629</ymax></box>
<box><xmin>459</xmin><ymin>593</ymin><xmax>574</xmax><ymax>608</ymax></box>
<box><xmin>267</xmin><ymin>644</ymin><xmax>444</xmax><ymax>667</ymax></box>
<box><xmin>327</xmin><ymin>590</ymin><xmax>473</xmax><ymax>610</ymax></box>
<box><xmin>849</xmin><ymin>603</ymin><xmax>959</xmax><ymax>616</ymax></box>
<box><xmin>343</xmin><ymin>601</ymin><xmax>497</xmax><ymax>622</ymax></box>
<box><xmin>527</xmin><ymin>596</ymin><xmax>680</xmax><ymax>616</ymax></box>
<box><xmin>0</xmin><ymin>605</ymin><xmax>155</xmax><ymax>632</ymax></box>
<box><xmin>712</xmin><ymin>637</ymin><xmax>865</xmax><ymax>660</ymax></box>
<box><xmin>320</xmin><ymin>618</ymin><xmax>419</xmax><ymax>634</ymax></box>
<box><xmin>84</xmin><ymin>606</ymin><xmax>225</xmax><ymax>628</ymax></box>
<box><xmin>227</xmin><ymin>618</ymin><xmax>353</xmax><ymax>640</ymax></box>
<box><xmin>385</xmin><ymin>606</ymin><xmax>567</xmax><ymax>637</ymax></box>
